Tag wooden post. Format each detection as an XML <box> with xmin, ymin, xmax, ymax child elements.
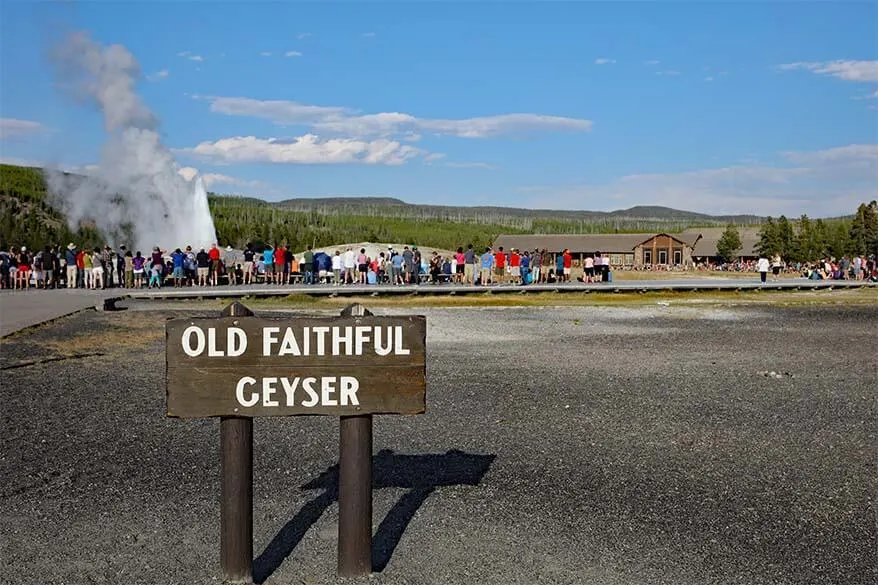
<box><xmin>338</xmin><ymin>303</ymin><xmax>374</xmax><ymax>577</ymax></box>
<box><xmin>220</xmin><ymin>301</ymin><xmax>254</xmax><ymax>584</ymax></box>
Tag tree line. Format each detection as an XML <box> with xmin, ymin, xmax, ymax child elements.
<box><xmin>0</xmin><ymin>164</ymin><xmax>103</xmax><ymax>251</ymax></box>
<box><xmin>714</xmin><ymin>202</ymin><xmax>878</xmax><ymax>264</ymax></box>
<box><xmin>2</xmin><ymin>163</ymin><xmax>875</xmax><ymax>259</ymax></box>
<box><xmin>209</xmin><ymin>196</ymin><xmax>526</xmax><ymax>251</ymax></box>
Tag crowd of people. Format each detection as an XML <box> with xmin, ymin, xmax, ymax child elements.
<box><xmin>1</xmin><ymin>241</ymin><xmax>875</xmax><ymax>290</ymax></box>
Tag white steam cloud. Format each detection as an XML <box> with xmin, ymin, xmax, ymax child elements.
<box><xmin>47</xmin><ymin>31</ymin><xmax>216</xmax><ymax>252</ymax></box>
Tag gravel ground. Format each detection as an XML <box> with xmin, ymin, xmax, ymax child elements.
<box><xmin>1</xmin><ymin>303</ymin><xmax>875</xmax><ymax>585</ymax></box>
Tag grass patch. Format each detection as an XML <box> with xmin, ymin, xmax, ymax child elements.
<box><xmin>43</xmin><ymin>312</ymin><xmax>164</xmax><ymax>356</ymax></box>
<box><xmin>231</xmin><ymin>287</ymin><xmax>877</xmax><ymax>310</ymax></box>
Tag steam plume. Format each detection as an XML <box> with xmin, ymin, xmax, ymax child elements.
<box><xmin>47</xmin><ymin>31</ymin><xmax>217</xmax><ymax>252</ymax></box>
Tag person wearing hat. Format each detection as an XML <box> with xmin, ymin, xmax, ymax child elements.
<box><xmin>65</xmin><ymin>243</ymin><xmax>78</xmax><ymax>289</ymax></box>
<box><xmin>15</xmin><ymin>246</ymin><xmax>30</xmax><ymax>290</ymax></box>
<box><xmin>224</xmin><ymin>245</ymin><xmax>239</xmax><ymax>285</ymax></box>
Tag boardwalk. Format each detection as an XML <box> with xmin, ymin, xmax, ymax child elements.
<box><xmin>1</xmin><ymin>278</ymin><xmax>874</xmax><ymax>337</ymax></box>
<box><xmin>126</xmin><ymin>277</ymin><xmax>874</xmax><ymax>301</ymax></box>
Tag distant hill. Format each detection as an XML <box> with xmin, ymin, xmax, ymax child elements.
<box><xmin>276</xmin><ymin>198</ymin><xmax>763</xmax><ymax>228</ymax></box>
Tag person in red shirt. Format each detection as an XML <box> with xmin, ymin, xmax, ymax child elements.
<box><xmin>494</xmin><ymin>246</ymin><xmax>507</xmax><ymax>284</ymax></box>
<box><xmin>208</xmin><ymin>243</ymin><xmax>221</xmax><ymax>286</ymax></box>
<box><xmin>75</xmin><ymin>249</ymin><xmax>86</xmax><ymax>288</ymax></box>
<box><xmin>273</xmin><ymin>244</ymin><xmax>286</xmax><ymax>284</ymax></box>
<box><xmin>509</xmin><ymin>249</ymin><xmax>521</xmax><ymax>284</ymax></box>
<box><xmin>562</xmin><ymin>249</ymin><xmax>572</xmax><ymax>282</ymax></box>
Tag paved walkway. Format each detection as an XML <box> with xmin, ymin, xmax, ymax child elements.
<box><xmin>0</xmin><ymin>288</ymin><xmax>117</xmax><ymax>337</ymax></box>
<box><xmin>1</xmin><ymin>278</ymin><xmax>874</xmax><ymax>337</ymax></box>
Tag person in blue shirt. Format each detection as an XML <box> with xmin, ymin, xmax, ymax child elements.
<box><xmin>171</xmin><ymin>248</ymin><xmax>186</xmax><ymax>287</ymax></box>
<box><xmin>520</xmin><ymin>251</ymin><xmax>531</xmax><ymax>285</ymax></box>
<box><xmin>479</xmin><ymin>247</ymin><xmax>494</xmax><ymax>286</ymax></box>
<box><xmin>391</xmin><ymin>252</ymin><xmax>404</xmax><ymax>285</ymax></box>
<box><xmin>262</xmin><ymin>246</ymin><xmax>274</xmax><ymax>283</ymax></box>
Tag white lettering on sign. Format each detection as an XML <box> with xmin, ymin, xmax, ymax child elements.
<box><xmin>259</xmin><ymin>325</ymin><xmax>411</xmax><ymax>357</ymax></box>
<box><xmin>236</xmin><ymin>376</ymin><xmax>258</xmax><ymax>407</ymax></box>
<box><xmin>183</xmin><ymin>326</ymin><xmax>248</xmax><ymax>357</ymax></box>
<box><xmin>227</xmin><ymin>328</ymin><xmax>247</xmax><ymax>356</ymax></box>
<box><xmin>182</xmin><ymin>326</ymin><xmax>206</xmax><ymax>357</ymax></box>
<box><xmin>234</xmin><ymin>376</ymin><xmax>360</xmax><ymax>408</ymax></box>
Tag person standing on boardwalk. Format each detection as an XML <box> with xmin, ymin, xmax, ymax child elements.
<box><xmin>303</xmin><ymin>246</ymin><xmax>314</xmax><ymax>285</ymax></box>
<box><xmin>757</xmin><ymin>255</ymin><xmax>770</xmax><ymax>284</ymax></box>
<box><xmin>531</xmin><ymin>249</ymin><xmax>542</xmax><ymax>284</ymax></box>
<box><xmin>464</xmin><ymin>244</ymin><xmax>476</xmax><ymax>285</ymax></box>
<box><xmin>65</xmin><ymin>244</ymin><xmax>77</xmax><ymax>288</ymax></box>
<box><xmin>494</xmin><ymin>246</ymin><xmax>507</xmax><ymax>284</ymax></box>
<box><xmin>480</xmin><ymin>247</ymin><xmax>494</xmax><ymax>285</ymax></box>
<box><xmin>771</xmin><ymin>253</ymin><xmax>783</xmax><ymax>281</ymax></box>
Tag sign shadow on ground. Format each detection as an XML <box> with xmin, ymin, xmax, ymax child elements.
<box><xmin>253</xmin><ymin>448</ymin><xmax>496</xmax><ymax>582</ymax></box>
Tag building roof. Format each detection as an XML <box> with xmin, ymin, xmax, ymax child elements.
<box><xmin>634</xmin><ymin>233</ymin><xmax>693</xmax><ymax>248</ymax></box>
<box><xmin>493</xmin><ymin>227</ymin><xmax>763</xmax><ymax>258</ymax></box>
<box><xmin>492</xmin><ymin>233</ymin><xmax>656</xmax><ymax>254</ymax></box>
<box><xmin>679</xmin><ymin>227</ymin><xmax>761</xmax><ymax>258</ymax></box>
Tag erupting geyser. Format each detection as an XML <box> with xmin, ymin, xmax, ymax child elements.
<box><xmin>46</xmin><ymin>31</ymin><xmax>217</xmax><ymax>252</ymax></box>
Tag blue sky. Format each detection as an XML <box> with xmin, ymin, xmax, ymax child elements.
<box><xmin>1</xmin><ymin>1</ymin><xmax>876</xmax><ymax>216</ymax></box>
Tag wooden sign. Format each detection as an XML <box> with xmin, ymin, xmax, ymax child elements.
<box><xmin>166</xmin><ymin>314</ymin><xmax>426</xmax><ymax>418</ymax></box>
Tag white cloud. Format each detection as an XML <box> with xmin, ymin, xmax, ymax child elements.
<box><xmin>595</xmin><ymin>58</ymin><xmax>616</xmax><ymax>65</ymax></box>
<box><xmin>644</xmin><ymin>60</ymin><xmax>661</xmax><ymax>65</ymax></box>
<box><xmin>779</xmin><ymin>60</ymin><xmax>878</xmax><ymax>83</ymax></box>
<box><xmin>177</xmin><ymin>51</ymin><xmax>205</xmax><ymax>62</ymax></box>
<box><xmin>178</xmin><ymin>166</ymin><xmax>264</xmax><ymax>188</ymax></box>
<box><xmin>297</xmin><ymin>33</ymin><xmax>311</xmax><ymax>40</ymax></box>
<box><xmin>0</xmin><ymin>118</ymin><xmax>45</xmax><ymax>139</ymax></box>
<box><xmin>179</xmin><ymin>134</ymin><xmax>430</xmax><ymax>166</ymax></box>
<box><xmin>525</xmin><ymin>144</ymin><xmax>878</xmax><ymax>216</ymax></box>
<box><xmin>782</xmin><ymin>143</ymin><xmax>878</xmax><ymax>164</ymax></box>
<box><xmin>197</xmin><ymin>95</ymin><xmax>593</xmax><ymax>139</ymax></box>
<box><xmin>260</xmin><ymin>51</ymin><xmax>273</xmax><ymax>57</ymax></box>
<box><xmin>704</xmin><ymin>76</ymin><xmax>714</xmax><ymax>82</ymax></box>
<box><xmin>203</xmin><ymin>96</ymin><xmax>348</xmax><ymax>124</ymax></box>
<box><xmin>656</xmin><ymin>70</ymin><xmax>681</xmax><ymax>76</ymax></box>
<box><xmin>147</xmin><ymin>69</ymin><xmax>169</xmax><ymax>81</ymax></box>
<box><xmin>284</xmin><ymin>51</ymin><xmax>303</xmax><ymax>58</ymax></box>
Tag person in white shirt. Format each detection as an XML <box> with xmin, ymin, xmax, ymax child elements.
<box><xmin>756</xmin><ymin>256</ymin><xmax>770</xmax><ymax>284</ymax></box>
<box><xmin>584</xmin><ymin>255</ymin><xmax>595</xmax><ymax>283</ymax></box>
<box><xmin>342</xmin><ymin>248</ymin><xmax>356</xmax><ymax>284</ymax></box>
<box><xmin>332</xmin><ymin>250</ymin><xmax>343</xmax><ymax>285</ymax></box>
<box><xmin>770</xmin><ymin>254</ymin><xmax>783</xmax><ymax>281</ymax></box>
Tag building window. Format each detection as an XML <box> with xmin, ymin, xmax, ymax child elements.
<box><xmin>658</xmin><ymin>249</ymin><xmax>668</xmax><ymax>264</ymax></box>
<box><xmin>610</xmin><ymin>253</ymin><xmax>623</xmax><ymax>265</ymax></box>
<box><xmin>625</xmin><ymin>253</ymin><xmax>634</xmax><ymax>265</ymax></box>
<box><xmin>673</xmin><ymin>249</ymin><xmax>682</xmax><ymax>265</ymax></box>
<box><xmin>644</xmin><ymin>250</ymin><xmax>653</xmax><ymax>264</ymax></box>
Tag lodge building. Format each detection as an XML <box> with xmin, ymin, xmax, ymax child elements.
<box><xmin>492</xmin><ymin>227</ymin><xmax>761</xmax><ymax>269</ymax></box>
